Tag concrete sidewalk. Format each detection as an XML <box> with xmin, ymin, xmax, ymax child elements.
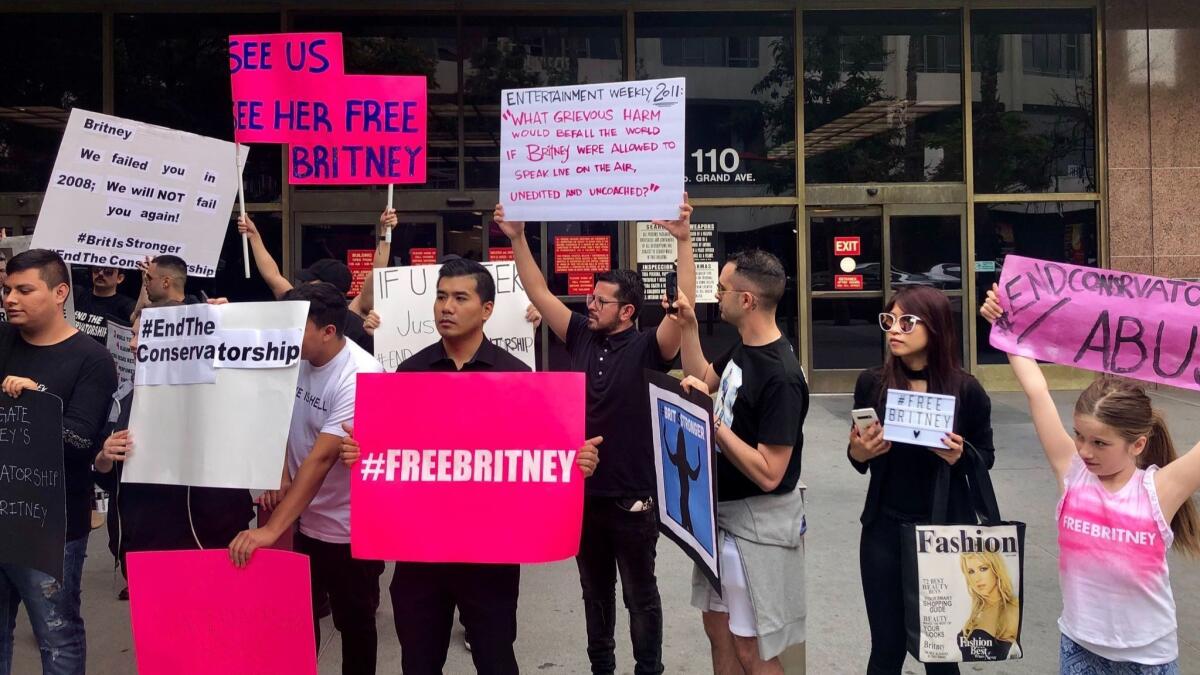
<box><xmin>11</xmin><ymin>390</ymin><xmax>1200</xmax><ymax>673</ymax></box>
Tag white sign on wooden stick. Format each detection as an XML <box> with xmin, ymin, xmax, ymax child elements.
<box><xmin>32</xmin><ymin>109</ymin><xmax>246</xmax><ymax>277</ymax></box>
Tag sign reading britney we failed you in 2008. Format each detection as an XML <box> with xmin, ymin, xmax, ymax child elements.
<box><xmin>31</xmin><ymin>109</ymin><xmax>246</xmax><ymax>277</ymax></box>
<box><xmin>500</xmin><ymin>78</ymin><xmax>685</xmax><ymax>222</ymax></box>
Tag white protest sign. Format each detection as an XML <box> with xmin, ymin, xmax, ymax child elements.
<box><xmin>636</xmin><ymin>221</ymin><xmax>718</xmax><ymax>304</ymax></box>
<box><xmin>372</xmin><ymin>262</ymin><xmax>535</xmax><ymax>371</ymax></box>
<box><xmin>124</xmin><ymin>301</ymin><xmax>307</xmax><ymax>489</ymax></box>
<box><xmin>134</xmin><ymin>304</ymin><xmax>303</xmax><ymax>386</ymax></box>
<box><xmin>106</xmin><ymin>322</ymin><xmax>135</xmax><ymax>399</ymax></box>
<box><xmin>882</xmin><ymin>389</ymin><xmax>956</xmax><ymax>449</ymax></box>
<box><xmin>32</xmin><ymin>109</ymin><xmax>247</xmax><ymax>277</ymax></box>
<box><xmin>500</xmin><ymin>78</ymin><xmax>685</xmax><ymax>222</ymax></box>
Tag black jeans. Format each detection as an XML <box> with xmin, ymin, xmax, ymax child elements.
<box><xmin>576</xmin><ymin>496</ymin><xmax>663</xmax><ymax>675</ymax></box>
<box><xmin>860</xmin><ymin>514</ymin><xmax>959</xmax><ymax>675</ymax></box>
<box><xmin>390</xmin><ymin>562</ymin><xmax>520</xmax><ymax>675</ymax></box>
<box><xmin>295</xmin><ymin>532</ymin><xmax>385</xmax><ymax>675</ymax></box>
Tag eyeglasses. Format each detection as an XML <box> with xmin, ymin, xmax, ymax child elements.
<box><xmin>586</xmin><ymin>294</ymin><xmax>622</xmax><ymax>308</ymax></box>
<box><xmin>715</xmin><ymin>286</ymin><xmax>756</xmax><ymax>297</ymax></box>
<box><xmin>878</xmin><ymin>313</ymin><xmax>924</xmax><ymax>333</ymax></box>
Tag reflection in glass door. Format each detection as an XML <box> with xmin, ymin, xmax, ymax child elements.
<box><xmin>806</xmin><ymin>204</ymin><xmax>965</xmax><ymax>392</ymax></box>
<box><xmin>808</xmin><ymin>208</ymin><xmax>885</xmax><ymax>392</ymax></box>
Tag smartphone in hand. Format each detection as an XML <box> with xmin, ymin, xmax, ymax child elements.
<box><xmin>665</xmin><ymin>271</ymin><xmax>678</xmax><ymax>314</ymax></box>
<box><xmin>851</xmin><ymin>408</ymin><xmax>879</xmax><ymax>434</ymax></box>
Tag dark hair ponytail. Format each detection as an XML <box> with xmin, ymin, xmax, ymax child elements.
<box><xmin>1077</xmin><ymin>377</ymin><xmax>1200</xmax><ymax>556</ymax></box>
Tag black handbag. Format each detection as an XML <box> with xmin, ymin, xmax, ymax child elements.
<box><xmin>900</xmin><ymin>444</ymin><xmax>1026</xmax><ymax>663</ymax></box>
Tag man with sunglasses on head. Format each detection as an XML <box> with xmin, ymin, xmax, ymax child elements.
<box><xmin>671</xmin><ymin>249</ymin><xmax>808</xmax><ymax>675</ymax></box>
<box><xmin>493</xmin><ymin>197</ymin><xmax>693</xmax><ymax>675</ymax></box>
<box><xmin>73</xmin><ymin>266</ymin><xmax>136</xmax><ymax>344</ymax></box>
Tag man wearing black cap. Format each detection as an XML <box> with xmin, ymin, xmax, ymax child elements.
<box><xmin>238</xmin><ymin>214</ymin><xmax>382</xmax><ymax>353</ymax></box>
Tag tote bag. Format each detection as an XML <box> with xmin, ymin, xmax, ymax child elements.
<box><xmin>900</xmin><ymin>445</ymin><xmax>1026</xmax><ymax>663</ymax></box>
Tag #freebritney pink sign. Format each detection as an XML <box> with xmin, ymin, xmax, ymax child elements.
<box><xmin>351</xmin><ymin>372</ymin><xmax>585</xmax><ymax>563</ymax></box>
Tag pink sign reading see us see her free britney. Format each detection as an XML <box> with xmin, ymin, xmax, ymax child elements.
<box><xmin>229</xmin><ymin>32</ymin><xmax>427</xmax><ymax>185</ymax></box>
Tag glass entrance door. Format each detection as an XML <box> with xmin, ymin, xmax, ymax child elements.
<box><xmin>806</xmin><ymin>203</ymin><xmax>966</xmax><ymax>392</ymax></box>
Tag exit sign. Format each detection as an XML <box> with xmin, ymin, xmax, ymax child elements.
<box><xmin>834</xmin><ymin>237</ymin><xmax>861</xmax><ymax>256</ymax></box>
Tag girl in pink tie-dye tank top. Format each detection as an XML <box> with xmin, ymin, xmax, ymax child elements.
<box><xmin>983</xmin><ymin>286</ymin><xmax>1200</xmax><ymax>674</ymax></box>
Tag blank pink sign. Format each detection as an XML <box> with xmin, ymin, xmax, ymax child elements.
<box><xmin>351</xmin><ymin>372</ymin><xmax>585</xmax><ymax>563</ymax></box>
<box><xmin>127</xmin><ymin>549</ymin><xmax>316</xmax><ymax>675</ymax></box>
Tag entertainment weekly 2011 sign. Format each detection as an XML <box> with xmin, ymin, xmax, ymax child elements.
<box><xmin>124</xmin><ymin>302</ymin><xmax>307</xmax><ymax>489</ymax></box>
<box><xmin>351</xmin><ymin>372</ymin><xmax>585</xmax><ymax>563</ymax></box>
<box><xmin>371</xmin><ymin>262</ymin><xmax>535</xmax><ymax>371</ymax></box>
<box><xmin>990</xmin><ymin>256</ymin><xmax>1200</xmax><ymax>391</ymax></box>
<box><xmin>31</xmin><ymin>110</ymin><xmax>245</xmax><ymax>276</ymax></box>
<box><xmin>499</xmin><ymin>78</ymin><xmax>685</xmax><ymax>222</ymax></box>
<box><xmin>230</xmin><ymin>32</ymin><xmax>427</xmax><ymax>184</ymax></box>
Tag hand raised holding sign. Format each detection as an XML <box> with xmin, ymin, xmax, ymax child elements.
<box><xmin>492</xmin><ymin>204</ymin><xmax>526</xmax><ymax>241</ymax></box>
<box><xmin>379</xmin><ymin>207</ymin><xmax>397</xmax><ymax>232</ymax></box>
<box><xmin>651</xmin><ymin>193</ymin><xmax>693</xmax><ymax>241</ymax></box>
<box><xmin>980</xmin><ymin>283</ymin><xmax>1004</xmax><ymax>325</ymax></box>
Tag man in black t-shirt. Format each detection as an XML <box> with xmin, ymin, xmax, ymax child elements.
<box><xmin>674</xmin><ymin>249</ymin><xmax>808</xmax><ymax>673</ymax></box>
<box><xmin>73</xmin><ymin>266</ymin><xmax>137</xmax><ymax>344</ymax></box>
<box><xmin>0</xmin><ymin>249</ymin><xmax>118</xmax><ymax>674</ymax></box>
<box><xmin>495</xmin><ymin>198</ymin><xmax>694</xmax><ymax>675</ymax></box>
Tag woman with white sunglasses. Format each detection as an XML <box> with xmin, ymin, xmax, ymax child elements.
<box><xmin>847</xmin><ymin>285</ymin><xmax>997</xmax><ymax>674</ymax></box>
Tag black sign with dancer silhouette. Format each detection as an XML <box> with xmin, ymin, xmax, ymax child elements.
<box><xmin>646</xmin><ymin>370</ymin><xmax>719</xmax><ymax>592</ymax></box>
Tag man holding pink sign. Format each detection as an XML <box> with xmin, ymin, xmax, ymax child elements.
<box><xmin>341</xmin><ymin>258</ymin><xmax>598</xmax><ymax>675</ymax></box>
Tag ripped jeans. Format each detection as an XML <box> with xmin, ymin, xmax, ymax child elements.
<box><xmin>0</xmin><ymin>536</ymin><xmax>88</xmax><ymax>675</ymax></box>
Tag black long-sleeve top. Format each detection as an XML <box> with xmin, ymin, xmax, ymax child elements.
<box><xmin>848</xmin><ymin>367</ymin><xmax>995</xmax><ymax>524</ymax></box>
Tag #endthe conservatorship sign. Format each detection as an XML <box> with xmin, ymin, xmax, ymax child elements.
<box><xmin>32</xmin><ymin>110</ymin><xmax>246</xmax><ymax>277</ymax></box>
<box><xmin>124</xmin><ymin>302</ymin><xmax>306</xmax><ymax>489</ymax></box>
<box><xmin>371</xmin><ymin>262</ymin><xmax>535</xmax><ymax>371</ymax></box>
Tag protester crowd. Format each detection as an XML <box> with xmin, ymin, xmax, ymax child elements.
<box><xmin>1</xmin><ymin>192</ymin><xmax>1200</xmax><ymax>675</ymax></box>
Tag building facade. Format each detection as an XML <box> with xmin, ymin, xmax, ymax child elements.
<box><xmin>0</xmin><ymin>1</ymin><xmax>1188</xmax><ymax>391</ymax></box>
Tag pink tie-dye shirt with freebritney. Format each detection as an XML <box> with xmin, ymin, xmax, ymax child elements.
<box><xmin>1056</xmin><ymin>455</ymin><xmax>1177</xmax><ymax>658</ymax></box>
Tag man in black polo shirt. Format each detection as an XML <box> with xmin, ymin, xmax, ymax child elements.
<box><xmin>340</xmin><ymin>257</ymin><xmax>600</xmax><ymax>674</ymax></box>
<box><xmin>493</xmin><ymin>198</ymin><xmax>694</xmax><ymax>675</ymax></box>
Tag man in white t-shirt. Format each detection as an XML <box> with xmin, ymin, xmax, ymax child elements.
<box><xmin>228</xmin><ymin>281</ymin><xmax>385</xmax><ymax>675</ymax></box>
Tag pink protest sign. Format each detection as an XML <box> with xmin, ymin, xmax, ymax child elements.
<box><xmin>127</xmin><ymin>549</ymin><xmax>316</xmax><ymax>675</ymax></box>
<box><xmin>990</xmin><ymin>255</ymin><xmax>1200</xmax><ymax>391</ymax></box>
<box><xmin>229</xmin><ymin>32</ymin><xmax>427</xmax><ymax>184</ymax></box>
<box><xmin>351</xmin><ymin>372</ymin><xmax>585</xmax><ymax>563</ymax></box>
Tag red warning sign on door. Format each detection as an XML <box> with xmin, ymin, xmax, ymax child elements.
<box><xmin>834</xmin><ymin>237</ymin><xmax>861</xmax><ymax>256</ymax></box>
<box><xmin>834</xmin><ymin>274</ymin><xmax>864</xmax><ymax>291</ymax></box>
